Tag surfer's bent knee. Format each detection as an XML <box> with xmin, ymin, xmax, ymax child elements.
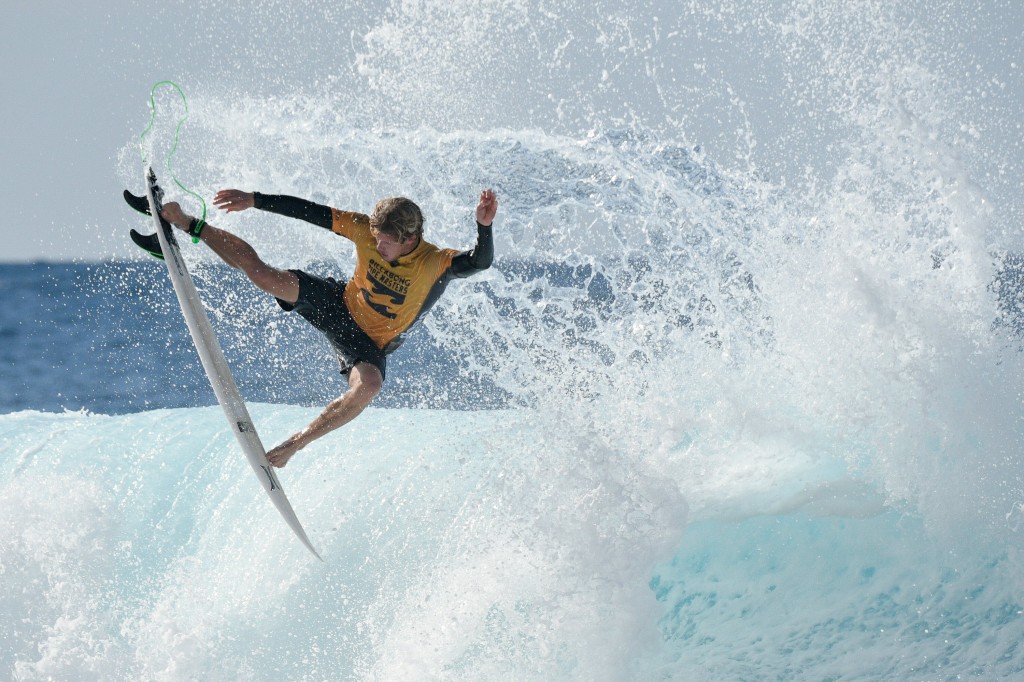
<box><xmin>350</xmin><ymin>362</ymin><xmax>383</xmax><ymax>398</ymax></box>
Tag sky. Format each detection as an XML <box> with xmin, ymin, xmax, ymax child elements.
<box><xmin>1</xmin><ymin>2</ymin><xmax>168</xmax><ymax>262</ymax></box>
<box><xmin>2</xmin><ymin>0</ymin><xmax>1022</xmax><ymax>262</ymax></box>
<box><xmin>0</xmin><ymin>0</ymin><xmax>384</xmax><ymax>262</ymax></box>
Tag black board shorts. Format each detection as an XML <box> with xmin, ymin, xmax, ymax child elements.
<box><xmin>276</xmin><ymin>269</ymin><xmax>389</xmax><ymax>380</ymax></box>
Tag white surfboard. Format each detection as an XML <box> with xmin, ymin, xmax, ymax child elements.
<box><xmin>144</xmin><ymin>166</ymin><xmax>322</xmax><ymax>561</ymax></box>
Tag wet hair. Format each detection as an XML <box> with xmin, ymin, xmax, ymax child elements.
<box><xmin>369</xmin><ymin>197</ymin><xmax>424</xmax><ymax>241</ymax></box>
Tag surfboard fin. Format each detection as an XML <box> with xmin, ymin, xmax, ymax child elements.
<box><xmin>129</xmin><ymin>228</ymin><xmax>164</xmax><ymax>260</ymax></box>
<box><xmin>123</xmin><ymin>189</ymin><xmax>151</xmax><ymax>215</ymax></box>
<box><xmin>124</xmin><ymin>189</ymin><xmax>166</xmax><ymax>259</ymax></box>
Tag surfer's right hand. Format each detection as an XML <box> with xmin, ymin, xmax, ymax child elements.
<box><xmin>213</xmin><ymin>189</ymin><xmax>255</xmax><ymax>213</ymax></box>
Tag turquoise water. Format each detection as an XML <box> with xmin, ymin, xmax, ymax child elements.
<box><xmin>3</xmin><ymin>405</ymin><xmax>1022</xmax><ymax>680</ymax></box>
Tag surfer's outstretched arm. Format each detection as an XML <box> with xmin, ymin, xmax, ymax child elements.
<box><xmin>160</xmin><ymin>202</ymin><xmax>299</xmax><ymax>304</ymax></box>
<box><xmin>214</xmin><ymin>189</ymin><xmax>334</xmax><ymax>230</ymax></box>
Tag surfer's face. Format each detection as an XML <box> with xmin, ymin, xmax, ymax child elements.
<box><xmin>371</xmin><ymin>228</ymin><xmax>416</xmax><ymax>262</ymax></box>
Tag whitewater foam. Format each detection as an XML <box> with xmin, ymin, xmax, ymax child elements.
<box><xmin>4</xmin><ymin>400</ymin><xmax>1023</xmax><ymax>679</ymax></box>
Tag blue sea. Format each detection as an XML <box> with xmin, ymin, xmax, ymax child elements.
<box><xmin>5</xmin><ymin>1</ymin><xmax>1024</xmax><ymax>680</ymax></box>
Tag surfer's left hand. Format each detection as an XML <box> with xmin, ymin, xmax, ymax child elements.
<box><xmin>476</xmin><ymin>189</ymin><xmax>498</xmax><ymax>227</ymax></box>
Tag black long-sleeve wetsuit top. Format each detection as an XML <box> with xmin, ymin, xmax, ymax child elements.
<box><xmin>253</xmin><ymin>192</ymin><xmax>493</xmax><ymax>349</ymax></box>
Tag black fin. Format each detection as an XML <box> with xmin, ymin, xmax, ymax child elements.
<box><xmin>123</xmin><ymin>189</ymin><xmax>151</xmax><ymax>215</ymax></box>
<box><xmin>130</xmin><ymin>229</ymin><xmax>164</xmax><ymax>260</ymax></box>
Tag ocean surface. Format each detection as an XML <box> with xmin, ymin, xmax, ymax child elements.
<box><xmin>5</xmin><ymin>0</ymin><xmax>1024</xmax><ymax>680</ymax></box>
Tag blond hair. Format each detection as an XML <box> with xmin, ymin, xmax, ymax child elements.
<box><xmin>369</xmin><ymin>197</ymin><xmax>424</xmax><ymax>241</ymax></box>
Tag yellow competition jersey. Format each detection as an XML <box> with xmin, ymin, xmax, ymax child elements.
<box><xmin>331</xmin><ymin>209</ymin><xmax>459</xmax><ymax>349</ymax></box>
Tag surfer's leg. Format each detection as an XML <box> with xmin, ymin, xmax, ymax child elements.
<box><xmin>164</xmin><ymin>203</ymin><xmax>299</xmax><ymax>301</ymax></box>
<box><xmin>198</xmin><ymin>224</ymin><xmax>300</xmax><ymax>303</ymax></box>
<box><xmin>161</xmin><ymin>203</ymin><xmax>298</xmax><ymax>302</ymax></box>
<box><xmin>266</xmin><ymin>362</ymin><xmax>383</xmax><ymax>467</ymax></box>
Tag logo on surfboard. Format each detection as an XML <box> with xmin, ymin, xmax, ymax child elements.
<box><xmin>260</xmin><ymin>465</ymin><xmax>280</xmax><ymax>491</ymax></box>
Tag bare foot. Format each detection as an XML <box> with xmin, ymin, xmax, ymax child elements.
<box><xmin>267</xmin><ymin>435</ymin><xmax>303</xmax><ymax>468</ymax></box>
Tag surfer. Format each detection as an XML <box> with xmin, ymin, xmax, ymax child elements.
<box><xmin>159</xmin><ymin>187</ymin><xmax>497</xmax><ymax>467</ymax></box>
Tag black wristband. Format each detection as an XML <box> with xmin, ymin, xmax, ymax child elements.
<box><xmin>187</xmin><ymin>217</ymin><xmax>205</xmax><ymax>238</ymax></box>
<box><xmin>253</xmin><ymin>192</ymin><xmax>264</xmax><ymax>209</ymax></box>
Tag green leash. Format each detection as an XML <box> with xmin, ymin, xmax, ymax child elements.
<box><xmin>139</xmin><ymin>80</ymin><xmax>206</xmax><ymax>242</ymax></box>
